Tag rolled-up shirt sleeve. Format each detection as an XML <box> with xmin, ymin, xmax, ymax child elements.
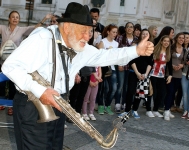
<box><xmin>2</xmin><ymin>28</ymin><xmax>51</xmax><ymax>98</ymax></box>
<box><xmin>23</xmin><ymin>26</ymin><xmax>35</xmax><ymax>36</ymax></box>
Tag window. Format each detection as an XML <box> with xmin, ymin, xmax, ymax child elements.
<box><xmin>91</xmin><ymin>0</ymin><xmax>105</xmax><ymax>8</ymax></box>
<box><xmin>120</xmin><ymin>0</ymin><xmax>125</xmax><ymax>6</ymax></box>
<box><xmin>42</xmin><ymin>0</ymin><xmax>52</xmax><ymax>4</ymax></box>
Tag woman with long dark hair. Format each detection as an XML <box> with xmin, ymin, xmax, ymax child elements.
<box><xmin>154</xmin><ymin>26</ymin><xmax>174</xmax><ymax>46</ymax></box>
<box><xmin>164</xmin><ymin>32</ymin><xmax>185</xmax><ymax>120</ymax></box>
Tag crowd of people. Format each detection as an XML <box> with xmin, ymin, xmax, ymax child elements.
<box><xmin>0</xmin><ymin>7</ymin><xmax>189</xmax><ymax>122</ymax></box>
<box><xmin>0</xmin><ymin>2</ymin><xmax>188</xmax><ymax>150</ymax></box>
<box><xmin>64</xmin><ymin>7</ymin><xmax>189</xmax><ymax>122</ymax></box>
<box><xmin>58</xmin><ymin>8</ymin><xmax>189</xmax><ymax>121</ymax></box>
<box><xmin>1</xmin><ymin>2</ymin><xmax>154</xmax><ymax>150</ymax></box>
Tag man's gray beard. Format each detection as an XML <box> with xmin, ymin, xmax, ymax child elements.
<box><xmin>68</xmin><ymin>34</ymin><xmax>84</xmax><ymax>52</ymax></box>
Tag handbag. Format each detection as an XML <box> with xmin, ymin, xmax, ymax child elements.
<box><xmin>0</xmin><ymin>40</ymin><xmax>17</xmax><ymax>62</ymax></box>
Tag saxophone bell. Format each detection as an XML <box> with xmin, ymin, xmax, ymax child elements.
<box><xmin>33</xmin><ymin>100</ymin><xmax>59</xmax><ymax>123</ymax></box>
<box><xmin>25</xmin><ymin>91</ymin><xmax>59</xmax><ymax>123</ymax></box>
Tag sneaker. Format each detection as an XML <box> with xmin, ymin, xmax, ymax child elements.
<box><xmin>152</xmin><ymin>111</ymin><xmax>163</xmax><ymax>117</ymax></box>
<box><xmin>115</xmin><ymin>104</ymin><xmax>121</xmax><ymax>114</ymax></box>
<box><xmin>98</xmin><ymin>105</ymin><xmax>105</xmax><ymax>115</ymax></box>
<box><xmin>176</xmin><ymin>107</ymin><xmax>183</xmax><ymax>113</ymax></box>
<box><xmin>105</xmin><ymin>106</ymin><xmax>114</xmax><ymax>115</ymax></box>
<box><xmin>0</xmin><ymin>106</ymin><xmax>5</xmax><ymax>110</ymax></box>
<box><xmin>181</xmin><ymin>111</ymin><xmax>188</xmax><ymax>119</ymax></box>
<box><xmin>121</xmin><ymin>103</ymin><xmax>126</xmax><ymax>111</ymax></box>
<box><xmin>118</xmin><ymin>112</ymin><xmax>128</xmax><ymax>118</ymax></box>
<box><xmin>170</xmin><ymin>106</ymin><xmax>177</xmax><ymax>112</ymax></box>
<box><xmin>163</xmin><ymin>110</ymin><xmax>170</xmax><ymax>121</ymax></box>
<box><xmin>146</xmin><ymin>111</ymin><xmax>155</xmax><ymax>117</ymax></box>
<box><xmin>187</xmin><ymin>114</ymin><xmax>189</xmax><ymax>121</ymax></box>
<box><xmin>115</xmin><ymin>109</ymin><xmax>121</xmax><ymax>114</ymax></box>
<box><xmin>64</xmin><ymin>124</ymin><xmax>67</xmax><ymax>129</ymax></box>
<box><xmin>132</xmin><ymin>110</ymin><xmax>140</xmax><ymax>119</ymax></box>
<box><xmin>89</xmin><ymin>114</ymin><xmax>96</xmax><ymax>121</ymax></box>
<box><xmin>169</xmin><ymin>110</ymin><xmax>175</xmax><ymax>118</ymax></box>
<box><xmin>82</xmin><ymin>114</ymin><xmax>90</xmax><ymax>120</ymax></box>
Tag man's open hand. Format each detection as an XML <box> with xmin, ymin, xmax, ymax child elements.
<box><xmin>40</xmin><ymin>88</ymin><xmax>62</xmax><ymax>112</ymax></box>
<box><xmin>136</xmin><ymin>34</ymin><xmax>154</xmax><ymax>56</ymax></box>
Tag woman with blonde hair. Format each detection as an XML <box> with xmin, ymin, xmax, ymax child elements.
<box><xmin>148</xmin><ymin>25</ymin><xmax>158</xmax><ymax>43</ymax></box>
<box><xmin>148</xmin><ymin>35</ymin><xmax>172</xmax><ymax>118</ymax></box>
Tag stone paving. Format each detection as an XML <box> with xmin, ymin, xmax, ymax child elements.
<box><xmin>0</xmin><ymin>105</ymin><xmax>189</xmax><ymax>150</ymax></box>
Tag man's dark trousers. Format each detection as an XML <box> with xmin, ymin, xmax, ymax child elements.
<box><xmin>13</xmin><ymin>91</ymin><xmax>65</xmax><ymax>150</ymax></box>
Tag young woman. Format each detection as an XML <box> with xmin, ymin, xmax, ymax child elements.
<box><xmin>82</xmin><ymin>66</ymin><xmax>102</xmax><ymax>120</ymax></box>
<box><xmin>148</xmin><ymin>25</ymin><xmax>158</xmax><ymax>43</ymax></box>
<box><xmin>172</xmin><ymin>32</ymin><xmax>189</xmax><ymax>113</ymax></box>
<box><xmin>149</xmin><ymin>35</ymin><xmax>172</xmax><ymax>118</ymax></box>
<box><xmin>97</xmin><ymin>24</ymin><xmax>118</xmax><ymax>115</ymax></box>
<box><xmin>164</xmin><ymin>33</ymin><xmax>185</xmax><ymax>120</ymax></box>
<box><xmin>133</xmin><ymin>23</ymin><xmax>142</xmax><ymax>38</ymax></box>
<box><xmin>183</xmin><ymin>32</ymin><xmax>189</xmax><ymax>51</ymax></box>
<box><xmin>154</xmin><ymin>26</ymin><xmax>174</xmax><ymax>46</ymax></box>
<box><xmin>114</xmin><ymin>22</ymin><xmax>138</xmax><ymax>113</ymax></box>
<box><xmin>0</xmin><ymin>11</ymin><xmax>51</xmax><ymax>115</ymax></box>
<box><xmin>118</xmin><ymin>29</ymin><xmax>153</xmax><ymax>118</ymax></box>
<box><xmin>181</xmin><ymin>33</ymin><xmax>189</xmax><ymax>119</ymax></box>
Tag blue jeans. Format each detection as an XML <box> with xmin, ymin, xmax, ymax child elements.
<box><xmin>181</xmin><ymin>75</ymin><xmax>189</xmax><ymax>112</ymax></box>
<box><xmin>105</xmin><ymin>70</ymin><xmax>117</xmax><ymax>106</ymax></box>
<box><xmin>115</xmin><ymin>70</ymin><xmax>129</xmax><ymax>105</ymax></box>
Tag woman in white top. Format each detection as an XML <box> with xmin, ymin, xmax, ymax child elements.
<box><xmin>97</xmin><ymin>24</ymin><xmax>118</xmax><ymax>115</ymax></box>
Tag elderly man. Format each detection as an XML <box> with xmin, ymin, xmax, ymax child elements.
<box><xmin>2</xmin><ymin>2</ymin><xmax>153</xmax><ymax>150</ymax></box>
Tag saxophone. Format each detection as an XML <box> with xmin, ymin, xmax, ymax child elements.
<box><xmin>25</xmin><ymin>71</ymin><xmax>129</xmax><ymax>149</ymax></box>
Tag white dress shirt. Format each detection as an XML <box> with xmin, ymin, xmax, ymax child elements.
<box><xmin>2</xmin><ymin>25</ymin><xmax>138</xmax><ymax>98</ymax></box>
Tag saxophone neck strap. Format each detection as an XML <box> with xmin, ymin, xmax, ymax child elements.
<box><xmin>55</xmin><ymin>28</ymin><xmax>70</xmax><ymax>101</ymax></box>
<box><xmin>47</xmin><ymin>28</ymin><xmax>56</xmax><ymax>88</ymax></box>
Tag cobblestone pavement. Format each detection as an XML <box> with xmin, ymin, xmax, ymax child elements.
<box><xmin>0</xmin><ymin>105</ymin><xmax>189</xmax><ymax>150</ymax></box>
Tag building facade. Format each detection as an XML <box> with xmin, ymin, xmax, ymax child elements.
<box><xmin>0</xmin><ymin>0</ymin><xmax>189</xmax><ymax>33</ymax></box>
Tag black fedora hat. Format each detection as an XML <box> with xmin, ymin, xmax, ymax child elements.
<box><xmin>57</xmin><ymin>2</ymin><xmax>95</xmax><ymax>27</ymax></box>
